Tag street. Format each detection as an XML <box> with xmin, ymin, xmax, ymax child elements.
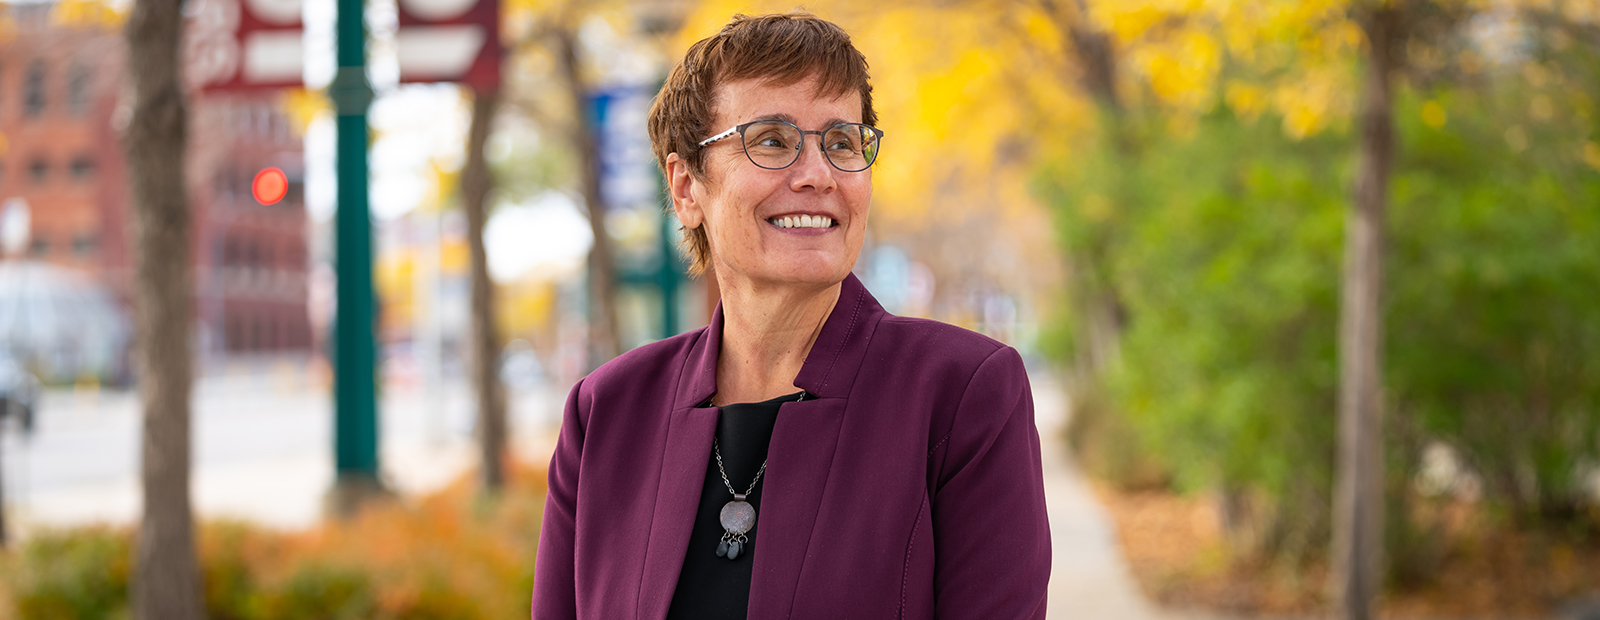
<box><xmin>0</xmin><ymin>355</ymin><xmax>563</xmax><ymax>532</ymax></box>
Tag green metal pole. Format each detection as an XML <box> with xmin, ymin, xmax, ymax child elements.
<box><xmin>652</xmin><ymin>79</ymin><xmax>680</xmax><ymax>338</ymax></box>
<box><xmin>658</xmin><ymin>209</ymin><xmax>679</xmax><ymax>337</ymax></box>
<box><xmin>329</xmin><ymin>0</ymin><xmax>380</xmax><ymax>509</ymax></box>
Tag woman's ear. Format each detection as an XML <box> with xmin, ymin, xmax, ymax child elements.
<box><xmin>666</xmin><ymin>153</ymin><xmax>704</xmax><ymax>230</ymax></box>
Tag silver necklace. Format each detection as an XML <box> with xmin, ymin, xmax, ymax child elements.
<box><xmin>710</xmin><ymin>390</ymin><xmax>805</xmax><ymax>561</ymax></box>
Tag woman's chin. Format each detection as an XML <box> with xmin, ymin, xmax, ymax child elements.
<box><xmin>725</xmin><ymin>261</ymin><xmax>852</xmax><ymax>291</ymax></box>
<box><xmin>783</xmin><ymin>258</ymin><xmax>855</xmax><ymax>284</ymax></box>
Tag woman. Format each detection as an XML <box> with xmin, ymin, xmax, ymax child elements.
<box><xmin>532</xmin><ymin>12</ymin><xmax>1050</xmax><ymax>619</ymax></box>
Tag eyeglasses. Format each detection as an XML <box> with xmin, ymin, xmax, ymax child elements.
<box><xmin>698</xmin><ymin>120</ymin><xmax>884</xmax><ymax>173</ymax></box>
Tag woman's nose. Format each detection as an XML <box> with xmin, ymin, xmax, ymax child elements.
<box><xmin>788</xmin><ymin>135</ymin><xmax>837</xmax><ymax>192</ymax></box>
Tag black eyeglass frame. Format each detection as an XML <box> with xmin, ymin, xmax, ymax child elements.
<box><xmin>697</xmin><ymin>120</ymin><xmax>885</xmax><ymax>173</ymax></box>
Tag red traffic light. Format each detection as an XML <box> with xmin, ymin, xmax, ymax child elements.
<box><xmin>252</xmin><ymin>167</ymin><xmax>288</xmax><ymax>205</ymax></box>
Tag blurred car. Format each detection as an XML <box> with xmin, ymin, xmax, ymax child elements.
<box><xmin>0</xmin><ymin>261</ymin><xmax>132</xmax><ymax>387</ymax></box>
<box><xmin>0</xmin><ymin>351</ymin><xmax>39</xmax><ymax>434</ymax></box>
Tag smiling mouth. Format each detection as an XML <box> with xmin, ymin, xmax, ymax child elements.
<box><xmin>767</xmin><ymin>215</ymin><xmax>836</xmax><ymax>229</ymax></box>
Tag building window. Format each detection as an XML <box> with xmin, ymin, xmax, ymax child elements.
<box><xmin>29</xmin><ymin>159</ymin><xmax>48</xmax><ymax>184</ymax></box>
<box><xmin>66</xmin><ymin>65</ymin><xmax>91</xmax><ymax>116</ymax></box>
<box><xmin>214</xmin><ymin>168</ymin><xmax>233</xmax><ymax>199</ymax></box>
<box><xmin>70</xmin><ymin>156</ymin><xmax>95</xmax><ymax>181</ymax></box>
<box><xmin>72</xmin><ymin>234</ymin><xmax>97</xmax><ymax>257</ymax></box>
<box><xmin>24</xmin><ymin>61</ymin><xmax>45</xmax><ymax>117</ymax></box>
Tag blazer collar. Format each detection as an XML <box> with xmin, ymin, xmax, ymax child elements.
<box><xmin>674</xmin><ymin>272</ymin><xmax>885</xmax><ymax>408</ymax></box>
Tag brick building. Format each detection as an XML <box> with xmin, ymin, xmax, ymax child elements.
<box><xmin>0</xmin><ymin>2</ymin><xmax>312</xmax><ymax>361</ymax></box>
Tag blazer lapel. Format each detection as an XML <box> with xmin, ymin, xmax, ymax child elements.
<box><xmin>635</xmin><ymin>312</ymin><xmax>722</xmax><ymax>620</ymax></box>
<box><xmin>635</xmin><ymin>404</ymin><xmax>718</xmax><ymax>620</ymax></box>
<box><xmin>746</xmin><ymin>396</ymin><xmax>846</xmax><ymax>619</ymax></box>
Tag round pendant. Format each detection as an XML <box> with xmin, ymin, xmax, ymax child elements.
<box><xmin>719</xmin><ymin>500</ymin><xmax>756</xmax><ymax>535</ymax></box>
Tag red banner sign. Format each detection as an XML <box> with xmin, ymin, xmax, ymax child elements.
<box><xmin>185</xmin><ymin>0</ymin><xmax>305</xmax><ymax>92</ymax></box>
<box><xmin>395</xmin><ymin>0</ymin><xmax>500</xmax><ymax>90</ymax></box>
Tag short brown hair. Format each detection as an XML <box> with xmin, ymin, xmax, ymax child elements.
<box><xmin>648</xmin><ymin>12</ymin><xmax>876</xmax><ymax>277</ymax></box>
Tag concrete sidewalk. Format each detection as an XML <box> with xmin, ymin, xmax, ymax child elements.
<box><xmin>1033</xmin><ymin>375</ymin><xmax>1224</xmax><ymax>620</ymax></box>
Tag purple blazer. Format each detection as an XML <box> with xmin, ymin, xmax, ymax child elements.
<box><xmin>532</xmin><ymin>274</ymin><xmax>1050</xmax><ymax>619</ymax></box>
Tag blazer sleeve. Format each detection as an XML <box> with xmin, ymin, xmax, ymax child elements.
<box><xmin>931</xmin><ymin>346</ymin><xmax>1051</xmax><ymax>619</ymax></box>
<box><xmin>531</xmin><ymin>377</ymin><xmax>587</xmax><ymax>619</ymax></box>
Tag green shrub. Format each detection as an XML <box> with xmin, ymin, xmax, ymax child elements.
<box><xmin>1387</xmin><ymin>84</ymin><xmax>1600</xmax><ymax>526</ymax></box>
<box><xmin>7</xmin><ymin>528</ymin><xmax>131</xmax><ymax>620</ymax></box>
<box><xmin>1042</xmin><ymin>106</ymin><xmax>1347</xmax><ymax>560</ymax></box>
<box><xmin>261</xmin><ymin>563</ymin><xmax>375</xmax><ymax>620</ymax></box>
<box><xmin>1042</xmin><ymin>45</ymin><xmax>1600</xmax><ymax>568</ymax></box>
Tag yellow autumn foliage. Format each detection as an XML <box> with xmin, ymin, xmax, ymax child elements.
<box><xmin>49</xmin><ymin>0</ymin><xmax>124</xmax><ymax>29</ymax></box>
<box><xmin>1128</xmin><ymin>29</ymin><xmax>1221</xmax><ymax>111</ymax></box>
<box><xmin>280</xmin><ymin>89</ymin><xmax>333</xmax><ymax>138</ymax></box>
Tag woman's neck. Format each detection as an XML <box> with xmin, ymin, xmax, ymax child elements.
<box><xmin>713</xmin><ymin>276</ymin><xmax>841</xmax><ymax>405</ymax></box>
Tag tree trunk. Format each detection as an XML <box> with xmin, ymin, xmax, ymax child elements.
<box><xmin>554</xmin><ymin>27</ymin><xmax>621</xmax><ymax>366</ymax></box>
<box><xmin>1062</xmin><ymin>0</ymin><xmax>1121</xmax><ymax>112</ymax></box>
<box><xmin>0</xmin><ymin>417</ymin><xmax>7</xmax><ymax>547</ymax></box>
<box><xmin>1043</xmin><ymin>0</ymin><xmax>1129</xmax><ymax>377</ymax></box>
<box><xmin>1331</xmin><ymin>6</ymin><xmax>1399</xmax><ymax>620</ymax></box>
<box><xmin>461</xmin><ymin>86</ymin><xmax>508</xmax><ymax>492</ymax></box>
<box><xmin>124</xmin><ymin>0</ymin><xmax>202</xmax><ymax>615</ymax></box>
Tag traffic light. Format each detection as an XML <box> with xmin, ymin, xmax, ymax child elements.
<box><xmin>252</xmin><ymin>167</ymin><xmax>288</xmax><ymax>205</ymax></box>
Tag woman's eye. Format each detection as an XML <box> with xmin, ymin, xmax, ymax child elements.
<box><xmin>753</xmin><ymin>133</ymin><xmax>791</xmax><ymax>149</ymax></box>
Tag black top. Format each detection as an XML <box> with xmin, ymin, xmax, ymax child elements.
<box><xmin>665</xmin><ymin>390</ymin><xmax>806</xmax><ymax>620</ymax></box>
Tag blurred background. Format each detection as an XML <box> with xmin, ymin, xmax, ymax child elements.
<box><xmin>0</xmin><ymin>0</ymin><xmax>1597</xmax><ymax>618</ymax></box>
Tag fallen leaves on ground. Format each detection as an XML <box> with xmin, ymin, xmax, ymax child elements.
<box><xmin>1091</xmin><ymin>483</ymin><xmax>1600</xmax><ymax>619</ymax></box>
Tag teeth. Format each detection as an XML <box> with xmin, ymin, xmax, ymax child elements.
<box><xmin>769</xmin><ymin>215</ymin><xmax>834</xmax><ymax>229</ymax></box>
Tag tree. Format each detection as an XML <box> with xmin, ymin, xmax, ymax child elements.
<box><xmin>1331</xmin><ymin>5</ymin><xmax>1399</xmax><ymax>618</ymax></box>
<box><xmin>123</xmin><ymin>0</ymin><xmax>202</xmax><ymax>615</ymax></box>
<box><xmin>460</xmin><ymin>86</ymin><xmax>509</xmax><ymax>492</ymax></box>
<box><xmin>553</xmin><ymin>25</ymin><xmax>623</xmax><ymax>365</ymax></box>
<box><xmin>502</xmin><ymin>0</ymin><xmax>624</xmax><ymax>366</ymax></box>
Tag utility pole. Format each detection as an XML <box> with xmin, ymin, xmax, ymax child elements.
<box><xmin>328</xmin><ymin>0</ymin><xmax>383</xmax><ymax>514</ymax></box>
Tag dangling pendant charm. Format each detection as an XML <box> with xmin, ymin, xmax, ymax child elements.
<box><xmin>720</xmin><ymin>493</ymin><xmax>756</xmax><ymax>534</ymax></box>
<box><xmin>715</xmin><ymin>493</ymin><xmax>755</xmax><ymax>560</ymax></box>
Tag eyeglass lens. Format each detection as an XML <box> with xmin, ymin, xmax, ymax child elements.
<box><xmin>741</xmin><ymin>121</ymin><xmax>880</xmax><ymax>172</ymax></box>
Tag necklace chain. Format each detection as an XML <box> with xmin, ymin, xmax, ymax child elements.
<box><xmin>709</xmin><ymin>390</ymin><xmax>806</xmax><ymax>497</ymax></box>
<box><xmin>714</xmin><ymin>440</ymin><xmax>766</xmax><ymax>496</ymax></box>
